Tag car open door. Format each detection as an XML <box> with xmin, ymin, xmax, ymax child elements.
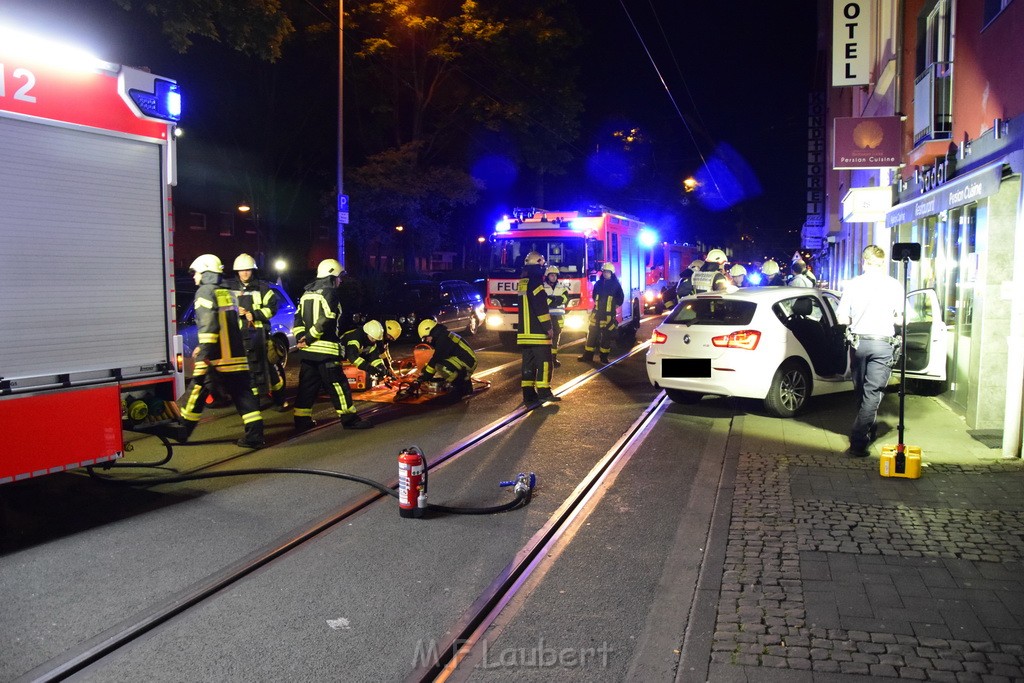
<box><xmin>900</xmin><ymin>288</ymin><xmax>946</xmax><ymax>381</ymax></box>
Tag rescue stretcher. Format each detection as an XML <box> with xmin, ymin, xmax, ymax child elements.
<box><xmin>342</xmin><ymin>344</ymin><xmax>488</xmax><ymax>404</ymax></box>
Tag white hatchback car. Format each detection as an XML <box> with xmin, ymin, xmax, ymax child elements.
<box><xmin>646</xmin><ymin>287</ymin><xmax>947</xmax><ymax>417</ymax></box>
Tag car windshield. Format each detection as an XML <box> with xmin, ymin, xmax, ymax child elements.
<box><xmin>488</xmin><ymin>237</ymin><xmax>586</xmax><ymax>276</ymax></box>
<box><xmin>665</xmin><ymin>298</ymin><xmax>756</xmax><ymax>326</ymax></box>
<box><xmin>394</xmin><ymin>283</ymin><xmax>441</xmax><ymax>306</ymax></box>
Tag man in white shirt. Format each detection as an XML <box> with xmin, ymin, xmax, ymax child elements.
<box><xmin>836</xmin><ymin>245</ymin><xmax>904</xmax><ymax>456</ymax></box>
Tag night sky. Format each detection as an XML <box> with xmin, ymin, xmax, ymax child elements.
<box><xmin>1</xmin><ymin>0</ymin><xmax>819</xmax><ymax>258</ymax></box>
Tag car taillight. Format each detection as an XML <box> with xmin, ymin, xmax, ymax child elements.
<box><xmin>651</xmin><ymin>329</ymin><xmax>668</xmax><ymax>344</ymax></box>
<box><xmin>711</xmin><ymin>330</ymin><xmax>760</xmax><ymax>350</ymax></box>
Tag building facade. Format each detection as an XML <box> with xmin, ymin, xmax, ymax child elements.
<box><xmin>820</xmin><ymin>0</ymin><xmax>1023</xmax><ymax>457</ymax></box>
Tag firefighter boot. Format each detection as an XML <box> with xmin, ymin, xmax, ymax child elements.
<box><xmin>454</xmin><ymin>377</ymin><xmax>474</xmax><ymax>398</ymax></box>
<box><xmin>537</xmin><ymin>388</ymin><xmax>561</xmax><ymax>403</ymax></box>
<box><xmin>599</xmin><ymin>353</ymin><xmax>610</xmax><ymax>364</ymax></box>
<box><xmin>577</xmin><ymin>352</ymin><xmax>594</xmax><ymax>363</ymax></box>
<box><xmin>522</xmin><ymin>388</ymin><xmax>541</xmax><ymax>407</ymax></box>
<box><xmin>237</xmin><ymin>424</ymin><xmax>266</xmax><ymax>449</ymax></box>
<box><xmin>342</xmin><ymin>415</ymin><xmax>373</xmax><ymax>430</ymax></box>
<box><xmin>293</xmin><ymin>417</ymin><xmax>317</xmax><ymax>435</ymax></box>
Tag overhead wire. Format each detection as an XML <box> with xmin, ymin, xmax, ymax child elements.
<box><xmin>616</xmin><ymin>0</ymin><xmax>725</xmax><ymax>201</ymax></box>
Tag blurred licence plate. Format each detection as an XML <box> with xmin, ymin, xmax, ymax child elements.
<box><xmin>663</xmin><ymin>358</ymin><xmax>710</xmax><ymax>378</ymax></box>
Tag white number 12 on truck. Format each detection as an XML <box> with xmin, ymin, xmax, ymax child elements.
<box><xmin>0</xmin><ymin>26</ymin><xmax>185</xmax><ymax>484</ymax></box>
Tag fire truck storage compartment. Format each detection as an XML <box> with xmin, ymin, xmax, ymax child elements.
<box><xmin>0</xmin><ymin>115</ymin><xmax>171</xmax><ymax>391</ymax></box>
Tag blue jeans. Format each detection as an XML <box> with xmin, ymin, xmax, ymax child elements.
<box><xmin>850</xmin><ymin>339</ymin><xmax>895</xmax><ymax>449</ymax></box>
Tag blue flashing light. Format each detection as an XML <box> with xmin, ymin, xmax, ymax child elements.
<box><xmin>495</xmin><ymin>219</ymin><xmax>511</xmax><ymax>233</ymax></box>
<box><xmin>129</xmin><ymin>78</ymin><xmax>182</xmax><ymax>122</ymax></box>
<box><xmin>746</xmin><ymin>272</ymin><xmax>763</xmax><ymax>285</ymax></box>
<box><xmin>638</xmin><ymin>228</ymin><xmax>658</xmax><ymax>249</ymax></box>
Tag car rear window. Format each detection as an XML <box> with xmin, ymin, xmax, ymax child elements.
<box><xmin>664</xmin><ymin>298</ymin><xmax>756</xmax><ymax>326</ymax></box>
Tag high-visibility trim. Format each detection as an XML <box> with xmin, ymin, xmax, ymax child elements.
<box><xmin>195</xmin><ymin>298</ymin><xmax>214</xmax><ymax>309</ymax></box>
<box><xmin>198</xmin><ymin>333</ymin><xmax>218</xmax><ymax>344</ymax></box>
<box><xmin>293</xmin><ymin>407</ymin><xmax>313</xmax><ymax>417</ymax></box>
<box><xmin>241</xmin><ymin>411</ymin><xmax>262</xmax><ymax>424</ymax></box>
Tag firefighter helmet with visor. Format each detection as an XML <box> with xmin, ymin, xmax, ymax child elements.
<box><xmin>189</xmin><ymin>254</ymin><xmax>223</xmax><ymax>275</ymax></box>
<box><xmin>233</xmin><ymin>253</ymin><xmax>258</xmax><ymax>271</ymax></box>
<box><xmin>418</xmin><ymin>319</ymin><xmax>437</xmax><ymax>339</ymax></box>
<box><xmin>316</xmin><ymin>258</ymin><xmax>344</xmax><ymax>278</ymax></box>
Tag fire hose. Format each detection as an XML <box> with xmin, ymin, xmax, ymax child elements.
<box><xmin>87</xmin><ymin>446</ymin><xmax>535</xmax><ymax>517</ymax></box>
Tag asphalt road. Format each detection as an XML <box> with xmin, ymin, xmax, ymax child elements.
<box><xmin>0</xmin><ymin>321</ymin><xmax>733</xmax><ymax>682</ymax></box>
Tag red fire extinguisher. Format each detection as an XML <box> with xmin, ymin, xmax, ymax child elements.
<box><xmin>398</xmin><ymin>447</ymin><xmax>427</xmax><ymax>518</ymax></box>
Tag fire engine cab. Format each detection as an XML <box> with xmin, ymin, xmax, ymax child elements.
<box><xmin>0</xmin><ymin>26</ymin><xmax>184</xmax><ymax>483</ymax></box>
<box><xmin>483</xmin><ymin>206</ymin><xmax>647</xmax><ymax>348</ymax></box>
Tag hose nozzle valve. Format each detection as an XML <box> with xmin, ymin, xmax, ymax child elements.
<box><xmin>499</xmin><ymin>472</ymin><xmax>536</xmax><ymax>496</ymax></box>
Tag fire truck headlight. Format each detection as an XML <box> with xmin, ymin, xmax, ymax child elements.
<box><xmin>564</xmin><ymin>313</ymin><xmax>587</xmax><ymax>331</ymax></box>
<box><xmin>488</xmin><ymin>298</ymin><xmax>500</xmax><ymax>307</ymax></box>
<box><xmin>486</xmin><ymin>314</ymin><xmax>504</xmax><ymax>329</ymax></box>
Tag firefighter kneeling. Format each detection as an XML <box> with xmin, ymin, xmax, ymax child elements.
<box><xmin>413</xmin><ymin>319</ymin><xmax>477</xmax><ymax>397</ymax></box>
<box><xmin>341</xmin><ymin>320</ymin><xmax>398</xmax><ymax>385</ymax></box>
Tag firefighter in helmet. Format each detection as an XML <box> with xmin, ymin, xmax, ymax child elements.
<box><xmin>579</xmin><ymin>261</ymin><xmax>623</xmax><ymax>364</ymax></box>
<box><xmin>292</xmin><ymin>258</ymin><xmax>371</xmax><ymax>432</ymax></box>
<box><xmin>223</xmin><ymin>253</ymin><xmax>287</xmax><ymax>410</ymax></box>
<box><xmin>169</xmin><ymin>254</ymin><xmax>265</xmax><ymax>448</ymax></box>
<box><xmin>416</xmin><ymin>318</ymin><xmax>477</xmax><ymax>397</ymax></box>
<box><xmin>542</xmin><ymin>265</ymin><xmax>569</xmax><ymax>368</ymax></box>
<box><xmin>761</xmin><ymin>259</ymin><xmax>785</xmax><ymax>286</ymax></box>
<box><xmin>729</xmin><ymin>264</ymin><xmax>749</xmax><ymax>288</ymax></box>
<box><xmin>517</xmin><ymin>252</ymin><xmax>560</xmax><ymax>405</ymax></box>
<box><xmin>691</xmin><ymin>249</ymin><xmax>730</xmax><ymax>293</ymax></box>
<box><xmin>341</xmin><ymin>320</ymin><xmax>396</xmax><ymax>385</ymax></box>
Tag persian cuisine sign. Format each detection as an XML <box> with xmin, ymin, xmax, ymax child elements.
<box><xmin>833</xmin><ymin>116</ymin><xmax>902</xmax><ymax>169</ymax></box>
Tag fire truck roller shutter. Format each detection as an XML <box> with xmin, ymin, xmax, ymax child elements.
<box><xmin>0</xmin><ymin>116</ymin><xmax>169</xmax><ymax>384</ymax></box>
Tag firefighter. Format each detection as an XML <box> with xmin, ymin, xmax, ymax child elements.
<box><xmin>542</xmin><ymin>265</ymin><xmax>569</xmax><ymax>367</ymax></box>
<box><xmin>341</xmin><ymin>320</ymin><xmax>395</xmax><ymax>384</ymax></box>
<box><xmin>691</xmin><ymin>249</ymin><xmax>730</xmax><ymax>293</ymax></box>
<box><xmin>578</xmin><ymin>262</ymin><xmax>623</xmax><ymax>365</ymax></box>
<box><xmin>729</xmin><ymin>264</ymin><xmax>749</xmax><ymax>287</ymax></box>
<box><xmin>223</xmin><ymin>253</ymin><xmax>287</xmax><ymax>410</ymax></box>
<box><xmin>415</xmin><ymin>319</ymin><xmax>477</xmax><ymax>397</ymax></box>
<box><xmin>292</xmin><ymin>258</ymin><xmax>371</xmax><ymax>433</ymax></box>
<box><xmin>761</xmin><ymin>259</ymin><xmax>785</xmax><ymax>286</ymax></box>
<box><xmin>518</xmin><ymin>253</ymin><xmax>560</xmax><ymax>405</ymax></box>
<box><xmin>175</xmin><ymin>254</ymin><xmax>265</xmax><ymax>448</ymax></box>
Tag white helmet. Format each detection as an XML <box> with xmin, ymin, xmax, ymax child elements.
<box><xmin>761</xmin><ymin>259</ymin><xmax>780</xmax><ymax>276</ymax></box>
<box><xmin>705</xmin><ymin>249</ymin><xmax>728</xmax><ymax>264</ymax></box>
<box><xmin>688</xmin><ymin>259</ymin><xmax>705</xmax><ymax>272</ymax></box>
<box><xmin>189</xmin><ymin>254</ymin><xmax>223</xmax><ymax>274</ymax></box>
<box><xmin>601</xmin><ymin>262</ymin><xmax>615</xmax><ymax>273</ymax></box>
<box><xmin>545</xmin><ymin>265</ymin><xmax>560</xmax><ymax>276</ymax></box>
<box><xmin>729</xmin><ymin>264</ymin><xmax>747</xmax><ymax>277</ymax></box>
<box><xmin>524</xmin><ymin>251</ymin><xmax>545</xmax><ymax>266</ymax></box>
<box><xmin>316</xmin><ymin>258</ymin><xmax>344</xmax><ymax>278</ymax></box>
<box><xmin>233</xmin><ymin>253</ymin><xmax>257</xmax><ymax>271</ymax></box>
<box><xmin>363</xmin><ymin>320</ymin><xmax>384</xmax><ymax>342</ymax></box>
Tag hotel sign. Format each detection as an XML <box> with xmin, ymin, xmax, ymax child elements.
<box><xmin>832</xmin><ymin>0</ymin><xmax>873</xmax><ymax>86</ymax></box>
<box><xmin>834</xmin><ymin>116</ymin><xmax>902</xmax><ymax>169</ymax></box>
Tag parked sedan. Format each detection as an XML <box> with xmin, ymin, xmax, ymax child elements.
<box><xmin>646</xmin><ymin>287</ymin><xmax>946</xmax><ymax>417</ymax></box>
<box><xmin>368</xmin><ymin>279</ymin><xmax>485</xmax><ymax>341</ymax></box>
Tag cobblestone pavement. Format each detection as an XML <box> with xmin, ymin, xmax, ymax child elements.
<box><xmin>708</xmin><ymin>450</ymin><xmax>1024</xmax><ymax>682</ymax></box>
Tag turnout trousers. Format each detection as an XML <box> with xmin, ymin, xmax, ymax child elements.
<box><xmin>584</xmin><ymin>316</ymin><xmax>617</xmax><ymax>355</ymax></box>
<box><xmin>180</xmin><ymin>368</ymin><xmax>264</xmax><ymax>442</ymax></box>
<box><xmin>520</xmin><ymin>345</ymin><xmax>553</xmax><ymax>397</ymax></box>
<box><xmin>293</xmin><ymin>358</ymin><xmax>357</xmax><ymax>428</ymax></box>
<box><xmin>849</xmin><ymin>339</ymin><xmax>895</xmax><ymax>450</ymax></box>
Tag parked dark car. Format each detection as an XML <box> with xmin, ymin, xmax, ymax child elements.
<box><xmin>368</xmin><ymin>279</ymin><xmax>485</xmax><ymax>341</ymax></box>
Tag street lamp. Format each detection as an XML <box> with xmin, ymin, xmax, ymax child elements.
<box><xmin>477</xmin><ymin>236</ymin><xmax>486</xmax><ymax>272</ymax></box>
<box><xmin>238</xmin><ymin>202</ymin><xmax>261</xmax><ymax>264</ymax></box>
<box><xmin>683</xmin><ymin>177</ymin><xmax>698</xmax><ymax>193</ymax></box>
<box><xmin>273</xmin><ymin>258</ymin><xmax>287</xmax><ymax>286</ymax></box>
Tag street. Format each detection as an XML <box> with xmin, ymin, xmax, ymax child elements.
<box><xmin>1</xmin><ymin>319</ymin><xmax>1023</xmax><ymax>682</ymax></box>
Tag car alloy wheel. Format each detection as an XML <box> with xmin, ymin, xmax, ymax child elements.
<box><xmin>764</xmin><ymin>359</ymin><xmax>810</xmax><ymax>418</ymax></box>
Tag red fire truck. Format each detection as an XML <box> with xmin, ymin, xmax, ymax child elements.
<box><xmin>0</xmin><ymin>26</ymin><xmax>185</xmax><ymax>483</ymax></box>
<box><xmin>483</xmin><ymin>206</ymin><xmax>647</xmax><ymax>348</ymax></box>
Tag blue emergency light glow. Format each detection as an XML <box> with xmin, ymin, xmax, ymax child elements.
<box><xmin>746</xmin><ymin>272</ymin><xmax>763</xmax><ymax>285</ymax></box>
<box><xmin>494</xmin><ymin>219</ymin><xmax>511</xmax><ymax>233</ymax></box>
<box><xmin>638</xmin><ymin>228</ymin><xmax>658</xmax><ymax>248</ymax></box>
<box><xmin>128</xmin><ymin>79</ymin><xmax>182</xmax><ymax>122</ymax></box>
